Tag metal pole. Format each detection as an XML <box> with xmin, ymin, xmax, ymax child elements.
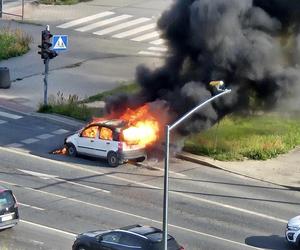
<box><xmin>21</xmin><ymin>0</ymin><xmax>24</xmax><ymax>20</ymax></box>
<box><xmin>43</xmin><ymin>58</ymin><xmax>49</xmax><ymax>106</ymax></box>
<box><xmin>0</xmin><ymin>0</ymin><xmax>3</xmax><ymax>18</ymax></box>
<box><xmin>162</xmin><ymin>125</ymin><xmax>170</xmax><ymax>250</ymax></box>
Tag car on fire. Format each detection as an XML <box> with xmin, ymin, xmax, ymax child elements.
<box><xmin>285</xmin><ymin>215</ymin><xmax>300</xmax><ymax>247</ymax></box>
<box><xmin>65</xmin><ymin>119</ymin><xmax>147</xmax><ymax>167</ymax></box>
<box><xmin>72</xmin><ymin>224</ymin><xmax>184</xmax><ymax>250</ymax></box>
<box><xmin>0</xmin><ymin>185</ymin><xmax>19</xmax><ymax>230</ymax></box>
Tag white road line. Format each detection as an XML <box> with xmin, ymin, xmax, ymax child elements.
<box><xmin>21</xmin><ymin>220</ymin><xmax>76</xmax><ymax>237</ymax></box>
<box><xmin>19</xmin><ymin>202</ymin><xmax>45</xmax><ymax>211</ymax></box>
<box><xmin>0</xmin><ymin>111</ymin><xmax>22</xmax><ymax>119</ymax></box>
<box><xmin>21</xmin><ymin>138</ymin><xmax>40</xmax><ymax>144</ymax></box>
<box><xmin>138</xmin><ymin>51</ymin><xmax>164</xmax><ymax>57</ymax></box>
<box><xmin>148</xmin><ymin>46</ymin><xmax>167</xmax><ymax>52</ymax></box>
<box><xmin>76</xmin><ymin>15</ymin><xmax>132</xmax><ymax>32</ymax></box>
<box><xmin>6</xmin><ymin>143</ymin><xmax>23</xmax><ymax>148</ymax></box>
<box><xmin>36</xmin><ymin>134</ymin><xmax>55</xmax><ymax>140</ymax></box>
<box><xmin>3</xmin><ymin>180</ymin><xmax>261</xmax><ymax>249</ymax></box>
<box><xmin>0</xmin><ymin>146</ymin><xmax>287</xmax><ymax>224</ymax></box>
<box><xmin>93</xmin><ymin>17</ymin><xmax>150</xmax><ymax>36</ymax></box>
<box><xmin>0</xmin><ymin>119</ymin><xmax>7</xmax><ymax>124</ymax></box>
<box><xmin>57</xmin><ymin>11</ymin><xmax>115</xmax><ymax>29</ymax></box>
<box><xmin>150</xmin><ymin>39</ymin><xmax>165</xmax><ymax>45</ymax></box>
<box><xmin>113</xmin><ymin>23</ymin><xmax>156</xmax><ymax>38</ymax></box>
<box><xmin>52</xmin><ymin>129</ymin><xmax>69</xmax><ymax>135</ymax></box>
<box><xmin>131</xmin><ymin>31</ymin><xmax>160</xmax><ymax>42</ymax></box>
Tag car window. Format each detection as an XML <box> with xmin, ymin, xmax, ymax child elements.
<box><xmin>119</xmin><ymin>233</ymin><xmax>145</xmax><ymax>247</ymax></box>
<box><xmin>102</xmin><ymin>232</ymin><xmax>122</xmax><ymax>243</ymax></box>
<box><xmin>81</xmin><ymin>125</ymin><xmax>98</xmax><ymax>138</ymax></box>
<box><xmin>0</xmin><ymin>191</ymin><xmax>14</xmax><ymax>209</ymax></box>
<box><xmin>99</xmin><ymin>127</ymin><xmax>113</xmax><ymax>141</ymax></box>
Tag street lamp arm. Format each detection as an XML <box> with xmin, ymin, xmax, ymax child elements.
<box><xmin>169</xmin><ymin>89</ymin><xmax>231</xmax><ymax>131</ymax></box>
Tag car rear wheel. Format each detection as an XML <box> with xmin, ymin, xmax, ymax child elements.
<box><xmin>107</xmin><ymin>151</ymin><xmax>119</xmax><ymax>167</ymax></box>
<box><xmin>67</xmin><ymin>143</ymin><xmax>77</xmax><ymax>157</ymax></box>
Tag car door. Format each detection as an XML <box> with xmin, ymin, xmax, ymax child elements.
<box><xmin>76</xmin><ymin>125</ymin><xmax>99</xmax><ymax>156</ymax></box>
<box><xmin>98</xmin><ymin>126</ymin><xmax>115</xmax><ymax>156</ymax></box>
<box><xmin>118</xmin><ymin>232</ymin><xmax>147</xmax><ymax>250</ymax></box>
<box><xmin>98</xmin><ymin>232</ymin><xmax>123</xmax><ymax>250</ymax></box>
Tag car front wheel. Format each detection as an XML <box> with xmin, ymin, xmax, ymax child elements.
<box><xmin>107</xmin><ymin>151</ymin><xmax>119</xmax><ymax>167</ymax></box>
<box><xmin>67</xmin><ymin>143</ymin><xmax>77</xmax><ymax>157</ymax></box>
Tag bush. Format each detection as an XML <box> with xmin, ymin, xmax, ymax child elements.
<box><xmin>0</xmin><ymin>27</ymin><xmax>32</xmax><ymax>61</ymax></box>
<box><xmin>38</xmin><ymin>92</ymin><xmax>92</xmax><ymax>121</ymax></box>
<box><xmin>39</xmin><ymin>0</ymin><xmax>90</xmax><ymax>5</ymax></box>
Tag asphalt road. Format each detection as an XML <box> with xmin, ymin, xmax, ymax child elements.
<box><xmin>0</xmin><ymin>107</ymin><xmax>299</xmax><ymax>250</ymax></box>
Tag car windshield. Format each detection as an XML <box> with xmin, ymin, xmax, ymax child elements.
<box><xmin>0</xmin><ymin>191</ymin><xmax>14</xmax><ymax>209</ymax></box>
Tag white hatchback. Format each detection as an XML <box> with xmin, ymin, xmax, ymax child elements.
<box><xmin>286</xmin><ymin>215</ymin><xmax>300</xmax><ymax>247</ymax></box>
<box><xmin>65</xmin><ymin>119</ymin><xmax>147</xmax><ymax>167</ymax></box>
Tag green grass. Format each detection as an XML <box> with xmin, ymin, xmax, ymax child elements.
<box><xmin>39</xmin><ymin>0</ymin><xmax>90</xmax><ymax>5</ymax></box>
<box><xmin>0</xmin><ymin>27</ymin><xmax>32</xmax><ymax>61</ymax></box>
<box><xmin>83</xmin><ymin>82</ymin><xmax>140</xmax><ymax>103</ymax></box>
<box><xmin>184</xmin><ymin>114</ymin><xmax>300</xmax><ymax>161</ymax></box>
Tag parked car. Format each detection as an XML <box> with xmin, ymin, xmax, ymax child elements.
<box><xmin>72</xmin><ymin>224</ymin><xmax>184</xmax><ymax>250</ymax></box>
<box><xmin>65</xmin><ymin>119</ymin><xmax>147</xmax><ymax>167</ymax></box>
<box><xmin>286</xmin><ymin>215</ymin><xmax>300</xmax><ymax>247</ymax></box>
<box><xmin>0</xmin><ymin>185</ymin><xmax>19</xmax><ymax>230</ymax></box>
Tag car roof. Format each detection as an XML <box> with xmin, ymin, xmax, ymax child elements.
<box><xmin>0</xmin><ymin>185</ymin><xmax>10</xmax><ymax>192</ymax></box>
<box><xmin>90</xmin><ymin>119</ymin><xmax>127</xmax><ymax>129</ymax></box>
<box><xmin>119</xmin><ymin>225</ymin><xmax>161</xmax><ymax>236</ymax></box>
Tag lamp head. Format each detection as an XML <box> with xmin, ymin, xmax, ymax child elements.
<box><xmin>209</xmin><ymin>80</ymin><xmax>226</xmax><ymax>92</ymax></box>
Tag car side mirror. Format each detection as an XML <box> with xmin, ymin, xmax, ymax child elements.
<box><xmin>97</xmin><ymin>236</ymin><xmax>103</xmax><ymax>242</ymax></box>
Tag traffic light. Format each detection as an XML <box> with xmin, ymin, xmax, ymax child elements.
<box><xmin>38</xmin><ymin>29</ymin><xmax>58</xmax><ymax>60</ymax></box>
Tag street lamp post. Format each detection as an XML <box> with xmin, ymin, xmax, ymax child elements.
<box><xmin>162</xmin><ymin>83</ymin><xmax>231</xmax><ymax>250</ymax></box>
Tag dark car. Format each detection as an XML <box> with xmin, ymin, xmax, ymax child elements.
<box><xmin>72</xmin><ymin>225</ymin><xmax>184</xmax><ymax>250</ymax></box>
<box><xmin>0</xmin><ymin>186</ymin><xmax>19</xmax><ymax>230</ymax></box>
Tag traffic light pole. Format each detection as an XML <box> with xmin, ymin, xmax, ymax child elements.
<box><xmin>43</xmin><ymin>58</ymin><xmax>49</xmax><ymax>106</ymax></box>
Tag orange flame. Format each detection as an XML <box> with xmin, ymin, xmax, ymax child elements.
<box><xmin>121</xmin><ymin>104</ymin><xmax>160</xmax><ymax>147</ymax></box>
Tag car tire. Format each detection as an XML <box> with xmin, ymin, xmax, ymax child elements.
<box><xmin>107</xmin><ymin>151</ymin><xmax>119</xmax><ymax>167</ymax></box>
<box><xmin>135</xmin><ymin>155</ymin><xmax>147</xmax><ymax>162</ymax></box>
<box><xmin>67</xmin><ymin>143</ymin><xmax>77</xmax><ymax>157</ymax></box>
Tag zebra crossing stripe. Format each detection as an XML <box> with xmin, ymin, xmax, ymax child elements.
<box><xmin>148</xmin><ymin>47</ymin><xmax>167</xmax><ymax>52</ymax></box>
<box><xmin>0</xmin><ymin>111</ymin><xmax>22</xmax><ymax>119</ymax></box>
<box><xmin>138</xmin><ymin>51</ymin><xmax>163</xmax><ymax>57</ymax></box>
<box><xmin>113</xmin><ymin>23</ymin><xmax>156</xmax><ymax>38</ymax></box>
<box><xmin>150</xmin><ymin>39</ymin><xmax>165</xmax><ymax>45</ymax></box>
<box><xmin>57</xmin><ymin>11</ymin><xmax>115</xmax><ymax>29</ymax></box>
<box><xmin>93</xmin><ymin>17</ymin><xmax>150</xmax><ymax>36</ymax></box>
<box><xmin>76</xmin><ymin>15</ymin><xmax>132</xmax><ymax>32</ymax></box>
<box><xmin>131</xmin><ymin>31</ymin><xmax>160</xmax><ymax>42</ymax></box>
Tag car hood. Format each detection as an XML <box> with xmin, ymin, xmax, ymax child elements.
<box><xmin>288</xmin><ymin>215</ymin><xmax>300</xmax><ymax>227</ymax></box>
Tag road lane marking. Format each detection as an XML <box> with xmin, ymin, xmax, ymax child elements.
<box><xmin>52</xmin><ymin>129</ymin><xmax>69</xmax><ymax>135</ymax></box>
<box><xmin>148</xmin><ymin>47</ymin><xmax>167</xmax><ymax>52</ymax></box>
<box><xmin>21</xmin><ymin>138</ymin><xmax>40</xmax><ymax>144</ymax></box>
<box><xmin>6</xmin><ymin>143</ymin><xmax>23</xmax><ymax>148</ymax></box>
<box><xmin>0</xmin><ymin>146</ymin><xmax>287</xmax><ymax>224</ymax></box>
<box><xmin>36</xmin><ymin>134</ymin><xmax>55</xmax><ymax>140</ymax></box>
<box><xmin>57</xmin><ymin>11</ymin><xmax>115</xmax><ymax>29</ymax></box>
<box><xmin>138</xmin><ymin>51</ymin><xmax>164</xmax><ymax>57</ymax></box>
<box><xmin>18</xmin><ymin>169</ymin><xmax>110</xmax><ymax>193</ymax></box>
<box><xmin>76</xmin><ymin>15</ymin><xmax>132</xmax><ymax>32</ymax></box>
<box><xmin>93</xmin><ymin>17</ymin><xmax>150</xmax><ymax>36</ymax></box>
<box><xmin>21</xmin><ymin>220</ymin><xmax>76</xmax><ymax>237</ymax></box>
<box><xmin>19</xmin><ymin>202</ymin><xmax>45</xmax><ymax>211</ymax></box>
<box><xmin>131</xmin><ymin>31</ymin><xmax>160</xmax><ymax>42</ymax></box>
<box><xmin>113</xmin><ymin>23</ymin><xmax>156</xmax><ymax>38</ymax></box>
<box><xmin>150</xmin><ymin>39</ymin><xmax>165</xmax><ymax>45</ymax></box>
<box><xmin>0</xmin><ymin>111</ymin><xmax>22</xmax><ymax>119</ymax></box>
<box><xmin>2</xmin><ymin>180</ymin><xmax>261</xmax><ymax>249</ymax></box>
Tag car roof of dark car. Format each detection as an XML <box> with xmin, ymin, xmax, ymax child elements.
<box><xmin>119</xmin><ymin>225</ymin><xmax>161</xmax><ymax>236</ymax></box>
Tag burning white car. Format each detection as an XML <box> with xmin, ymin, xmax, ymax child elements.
<box><xmin>64</xmin><ymin>104</ymin><xmax>161</xmax><ymax>167</ymax></box>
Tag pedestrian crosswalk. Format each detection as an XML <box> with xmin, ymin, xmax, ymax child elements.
<box><xmin>56</xmin><ymin>11</ymin><xmax>168</xmax><ymax>57</ymax></box>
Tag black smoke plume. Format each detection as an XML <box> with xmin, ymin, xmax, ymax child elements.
<box><xmin>106</xmin><ymin>0</ymin><xmax>300</xmax><ymax>135</ymax></box>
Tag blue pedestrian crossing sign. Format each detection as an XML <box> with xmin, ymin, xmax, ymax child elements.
<box><xmin>52</xmin><ymin>35</ymin><xmax>68</xmax><ymax>51</ymax></box>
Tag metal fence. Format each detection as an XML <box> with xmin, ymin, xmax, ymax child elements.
<box><xmin>0</xmin><ymin>0</ymin><xmax>24</xmax><ymax>20</ymax></box>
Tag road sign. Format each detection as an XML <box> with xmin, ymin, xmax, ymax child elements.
<box><xmin>52</xmin><ymin>35</ymin><xmax>68</xmax><ymax>51</ymax></box>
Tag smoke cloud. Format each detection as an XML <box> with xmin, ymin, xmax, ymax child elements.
<box><xmin>106</xmin><ymin>0</ymin><xmax>300</xmax><ymax>135</ymax></box>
